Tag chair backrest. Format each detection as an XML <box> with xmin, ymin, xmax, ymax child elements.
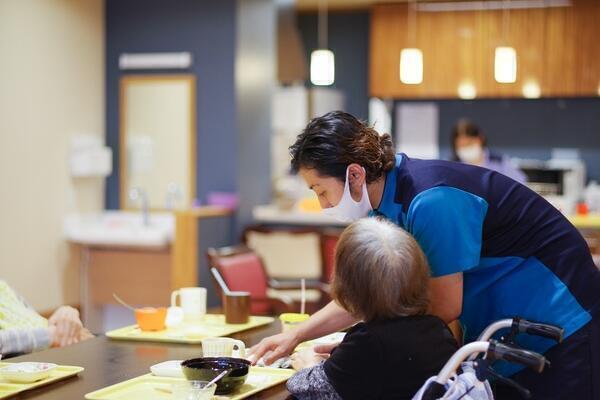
<box><xmin>207</xmin><ymin>245</ymin><xmax>271</xmax><ymax>315</ymax></box>
<box><xmin>244</xmin><ymin>227</ymin><xmax>323</xmax><ymax>280</ymax></box>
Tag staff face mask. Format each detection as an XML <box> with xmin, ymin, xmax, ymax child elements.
<box><xmin>322</xmin><ymin>167</ymin><xmax>372</xmax><ymax>222</ymax></box>
<box><xmin>457</xmin><ymin>144</ymin><xmax>483</xmax><ymax>164</ymax></box>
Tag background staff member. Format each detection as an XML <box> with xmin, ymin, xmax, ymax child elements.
<box><xmin>451</xmin><ymin>118</ymin><xmax>526</xmax><ymax>183</ymax></box>
<box><xmin>249</xmin><ymin>111</ymin><xmax>600</xmax><ymax>400</ymax></box>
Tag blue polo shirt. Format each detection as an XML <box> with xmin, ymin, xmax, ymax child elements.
<box><xmin>371</xmin><ymin>154</ymin><xmax>600</xmax><ymax>376</ymax></box>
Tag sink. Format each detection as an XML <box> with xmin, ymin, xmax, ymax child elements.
<box><xmin>64</xmin><ymin>211</ymin><xmax>175</xmax><ymax>248</ymax></box>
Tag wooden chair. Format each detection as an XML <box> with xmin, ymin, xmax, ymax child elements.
<box><xmin>207</xmin><ymin>245</ymin><xmax>329</xmax><ymax>315</ymax></box>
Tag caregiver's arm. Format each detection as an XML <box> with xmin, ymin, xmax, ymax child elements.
<box><xmin>429</xmin><ymin>272</ymin><xmax>463</xmax><ymax>324</ymax></box>
<box><xmin>249</xmin><ymin>301</ymin><xmax>358</xmax><ymax>365</ymax></box>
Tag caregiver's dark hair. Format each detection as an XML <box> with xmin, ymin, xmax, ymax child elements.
<box><xmin>289</xmin><ymin>111</ymin><xmax>396</xmax><ymax>183</ymax></box>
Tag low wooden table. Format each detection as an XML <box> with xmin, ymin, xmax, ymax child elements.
<box><xmin>6</xmin><ymin>320</ymin><xmax>290</xmax><ymax>399</ymax></box>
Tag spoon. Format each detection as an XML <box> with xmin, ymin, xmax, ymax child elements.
<box><xmin>206</xmin><ymin>369</ymin><xmax>230</xmax><ymax>387</ymax></box>
<box><xmin>211</xmin><ymin>268</ymin><xmax>232</xmax><ymax>296</ymax></box>
<box><xmin>112</xmin><ymin>293</ymin><xmax>137</xmax><ymax>312</ymax></box>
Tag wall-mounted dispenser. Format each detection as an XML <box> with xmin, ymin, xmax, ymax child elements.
<box><xmin>69</xmin><ymin>135</ymin><xmax>112</xmax><ymax>177</ymax></box>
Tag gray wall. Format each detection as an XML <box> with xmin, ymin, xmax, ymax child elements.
<box><xmin>235</xmin><ymin>0</ymin><xmax>276</xmax><ymax>232</ymax></box>
<box><xmin>428</xmin><ymin>98</ymin><xmax>600</xmax><ymax>182</ymax></box>
<box><xmin>297</xmin><ymin>11</ymin><xmax>370</xmax><ymax>120</ymax></box>
<box><xmin>105</xmin><ymin>0</ymin><xmax>237</xmax><ymax>209</ymax></box>
<box><xmin>105</xmin><ymin>0</ymin><xmax>276</xmax><ymax>304</ymax></box>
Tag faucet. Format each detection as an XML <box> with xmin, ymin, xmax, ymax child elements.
<box><xmin>165</xmin><ymin>182</ymin><xmax>183</xmax><ymax>210</ymax></box>
<box><xmin>129</xmin><ymin>187</ymin><xmax>149</xmax><ymax>226</ymax></box>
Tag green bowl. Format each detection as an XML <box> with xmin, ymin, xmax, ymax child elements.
<box><xmin>181</xmin><ymin>357</ymin><xmax>250</xmax><ymax>394</ymax></box>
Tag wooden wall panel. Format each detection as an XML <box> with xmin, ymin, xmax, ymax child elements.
<box><xmin>572</xmin><ymin>0</ymin><xmax>600</xmax><ymax>95</ymax></box>
<box><xmin>370</xmin><ymin>2</ymin><xmax>600</xmax><ymax>99</ymax></box>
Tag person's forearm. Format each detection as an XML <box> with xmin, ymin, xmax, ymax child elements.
<box><xmin>294</xmin><ymin>301</ymin><xmax>358</xmax><ymax>343</ymax></box>
<box><xmin>0</xmin><ymin>327</ymin><xmax>50</xmax><ymax>355</ymax></box>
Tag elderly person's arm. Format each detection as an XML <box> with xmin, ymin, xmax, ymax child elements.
<box><xmin>0</xmin><ymin>281</ymin><xmax>93</xmax><ymax>357</ymax></box>
<box><xmin>0</xmin><ymin>326</ymin><xmax>54</xmax><ymax>356</ymax></box>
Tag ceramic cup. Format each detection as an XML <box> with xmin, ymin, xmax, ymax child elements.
<box><xmin>171</xmin><ymin>287</ymin><xmax>207</xmax><ymax>322</ymax></box>
<box><xmin>201</xmin><ymin>337</ymin><xmax>246</xmax><ymax>358</ymax></box>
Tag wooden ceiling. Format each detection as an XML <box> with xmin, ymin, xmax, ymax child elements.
<box><xmin>296</xmin><ymin>0</ymin><xmax>478</xmax><ymax>12</ymax></box>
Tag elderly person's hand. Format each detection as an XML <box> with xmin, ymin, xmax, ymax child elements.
<box><xmin>290</xmin><ymin>348</ymin><xmax>330</xmax><ymax>371</ymax></box>
<box><xmin>48</xmin><ymin>306</ymin><xmax>84</xmax><ymax>347</ymax></box>
<box><xmin>78</xmin><ymin>328</ymin><xmax>95</xmax><ymax>341</ymax></box>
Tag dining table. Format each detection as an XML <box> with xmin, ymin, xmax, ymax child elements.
<box><xmin>5</xmin><ymin>318</ymin><xmax>291</xmax><ymax>399</ymax></box>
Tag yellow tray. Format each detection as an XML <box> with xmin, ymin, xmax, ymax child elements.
<box><xmin>0</xmin><ymin>362</ymin><xmax>84</xmax><ymax>399</ymax></box>
<box><xmin>295</xmin><ymin>332</ymin><xmax>346</xmax><ymax>352</ymax></box>
<box><xmin>106</xmin><ymin>315</ymin><xmax>275</xmax><ymax>344</ymax></box>
<box><xmin>84</xmin><ymin>367</ymin><xmax>294</xmax><ymax>400</ymax></box>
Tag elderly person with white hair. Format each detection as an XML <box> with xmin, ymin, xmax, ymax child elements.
<box><xmin>286</xmin><ymin>218</ymin><xmax>458</xmax><ymax>400</ymax></box>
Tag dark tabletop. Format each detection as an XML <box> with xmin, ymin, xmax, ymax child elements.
<box><xmin>7</xmin><ymin>320</ymin><xmax>291</xmax><ymax>399</ymax></box>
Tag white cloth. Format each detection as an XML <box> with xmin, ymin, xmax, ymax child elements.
<box><xmin>412</xmin><ymin>363</ymin><xmax>494</xmax><ymax>400</ymax></box>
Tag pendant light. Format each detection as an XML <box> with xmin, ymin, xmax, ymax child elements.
<box><xmin>494</xmin><ymin>0</ymin><xmax>517</xmax><ymax>83</ymax></box>
<box><xmin>399</xmin><ymin>0</ymin><xmax>423</xmax><ymax>84</ymax></box>
<box><xmin>458</xmin><ymin>81</ymin><xmax>477</xmax><ymax>100</ymax></box>
<box><xmin>310</xmin><ymin>0</ymin><xmax>334</xmax><ymax>86</ymax></box>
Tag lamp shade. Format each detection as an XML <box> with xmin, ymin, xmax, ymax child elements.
<box><xmin>494</xmin><ymin>46</ymin><xmax>517</xmax><ymax>83</ymax></box>
<box><xmin>310</xmin><ymin>49</ymin><xmax>335</xmax><ymax>86</ymax></box>
<box><xmin>522</xmin><ymin>79</ymin><xmax>541</xmax><ymax>98</ymax></box>
<box><xmin>458</xmin><ymin>81</ymin><xmax>477</xmax><ymax>99</ymax></box>
<box><xmin>399</xmin><ymin>48</ymin><xmax>423</xmax><ymax>84</ymax></box>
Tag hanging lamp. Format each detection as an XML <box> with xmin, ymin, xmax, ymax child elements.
<box><xmin>310</xmin><ymin>0</ymin><xmax>334</xmax><ymax>86</ymax></box>
<box><xmin>494</xmin><ymin>1</ymin><xmax>517</xmax><ymax>83</ymax></box>
<box><xmin>400</xmin><ymin>0</ymin><xmax>423</xmax><ymax>84</ymax></box>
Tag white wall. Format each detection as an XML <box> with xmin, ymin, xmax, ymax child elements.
<box><xmin>0</xmin><ymin>0</ymin><xmax>105</xmax><ymax>311</ymax></box>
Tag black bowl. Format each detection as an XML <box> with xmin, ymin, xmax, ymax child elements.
<box><xmin>181</xmin><ymin>357</ymin><xmax>250</xmax><ymax>394</ymax></box>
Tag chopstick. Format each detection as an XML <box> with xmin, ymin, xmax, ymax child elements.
<box><xmin>154</xmin><ymin>387</ymin><xmax>172</xmax><ymax>394</ymax></box>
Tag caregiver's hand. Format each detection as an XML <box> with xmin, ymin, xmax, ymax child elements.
<box><xmin>248</xmin><ymin>331</ymin><xmax>301</xmax><ymax>366</ymax></box>
<box><xmin>48</xmin><ymin>306</ymin><xmax>83</xmax><ymax>347</ymax></box>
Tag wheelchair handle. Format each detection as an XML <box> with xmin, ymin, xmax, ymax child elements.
<box><xmin>488</xmin><ymin>340</ymin><xmax>547</xmax><ymax>374</ymax></box>
<box><xmin>513</xmin><ymin>318</ymin><xmax>564</xmax><ymax>343</ymax></box>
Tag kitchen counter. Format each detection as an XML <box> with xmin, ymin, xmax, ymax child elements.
<box><xmin>567</xmin><ymin>214</ymin><xmax>600</xmax><ymax>229</ymax></box>
<box><xmin>253</xmin><ymin>204</ymin><xmax>346</xmax><ymax>226</ymax></box>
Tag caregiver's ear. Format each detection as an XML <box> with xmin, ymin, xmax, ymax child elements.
<box><xmin>347</xmin><ymin>163</ymin><xmax>366</xmax><ymax>185</ymax></box>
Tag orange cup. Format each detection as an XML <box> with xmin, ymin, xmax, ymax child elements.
<box><xmin>135</xmin><ymin>307</ymin><xmax>167</xmax><ymax>331</ymax></box>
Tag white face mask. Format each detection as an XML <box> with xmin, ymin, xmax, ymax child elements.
<box><xmin>457</xmin><ymin>144</ymin><xmax>483</xmax><ymax>164</ymax></box>
<box><xmin>322</xmin><ymin>167</ymin><xmax>372</xmax><ymax>222</ymax></box>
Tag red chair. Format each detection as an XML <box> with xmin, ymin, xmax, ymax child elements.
<box><xmin>320</xmin><ymin>229</ymin><xmax>342</xmax><ymax>283</ymax></box>
<box><xmin>207</xmin><ymin>246</ymin><xmax>290</xmax><ymax>315</ymax></box>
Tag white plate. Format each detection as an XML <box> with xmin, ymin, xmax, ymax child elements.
<box><xmin>149</xmin><ymin>360</ymin><xmax>184</xmax><ymax>378</ymax></box>
<box><xmin>0</xmin><ymin>362</ymin><xmax>57</xmax><ymax>383</ymax></box>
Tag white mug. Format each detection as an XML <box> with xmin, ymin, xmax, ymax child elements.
<box><xmin>171</xmin><ymin>287</ymin><xmax>207</xmax><ymax>321</ymax></box>
<box><xmin>201</xmin><ymin>337</ymin><xmax>246</xmax><ymax>358</ymax></box>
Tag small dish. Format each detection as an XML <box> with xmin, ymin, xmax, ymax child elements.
<box><xmin>135</xmin><ymin>307</ymin><xmax>167</xmax><ymax>331</ymax></box>
<box><xmin>0</xmin><ymin>362</ymin><xmax>57</xmax><ymax>383</ymax></box>
<box><xmin>149</xmin><ymin>360</ymin><xmax>184</xmax><ymax>378</ymax></box>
